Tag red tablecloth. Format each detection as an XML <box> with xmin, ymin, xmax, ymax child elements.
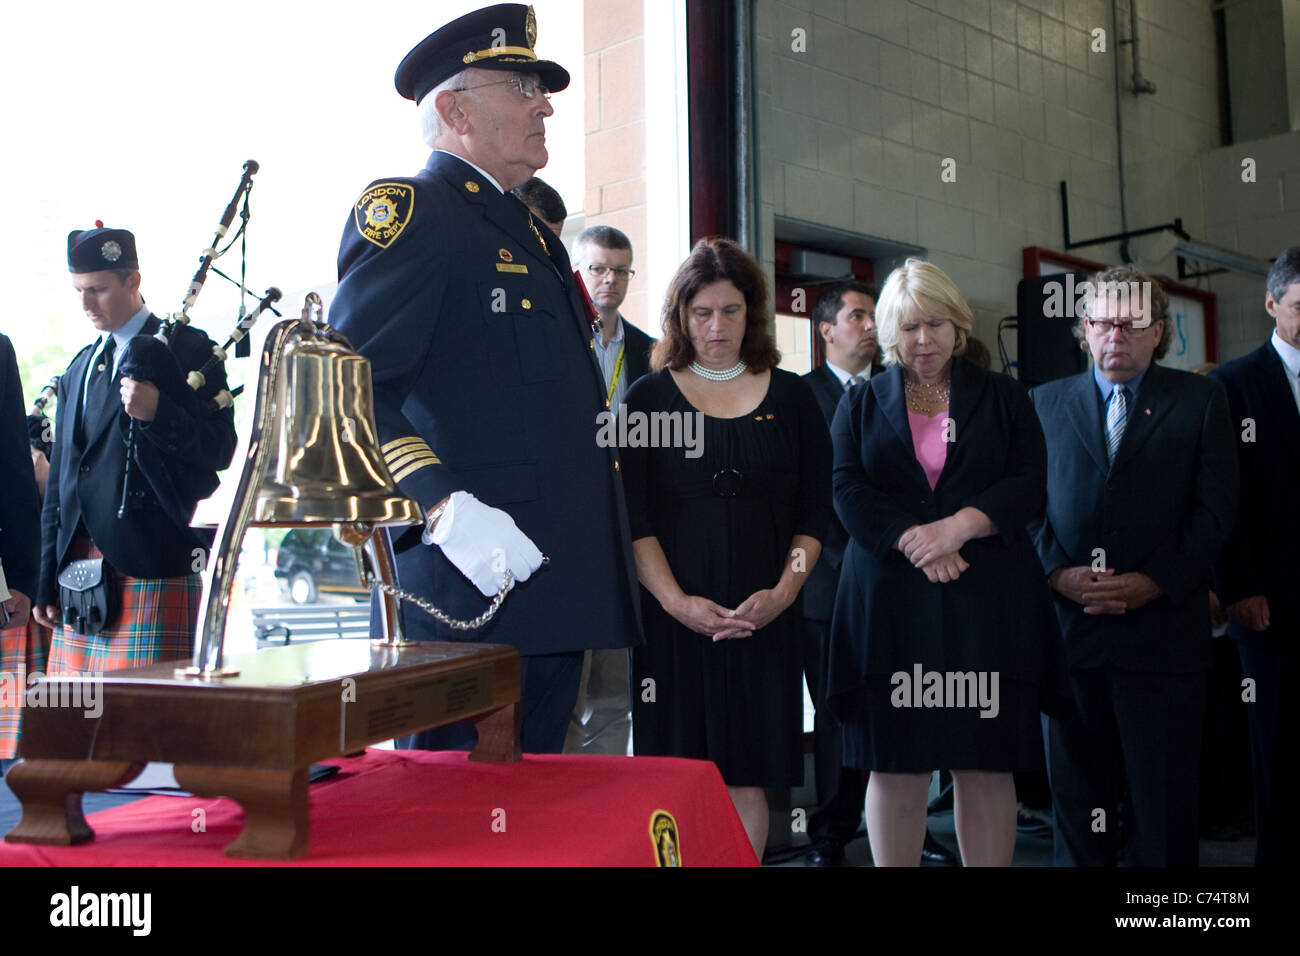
<box><xmin>1</xmin><ymin>749</ymin><xmax>756</xmax><ymax>866</ymax></box>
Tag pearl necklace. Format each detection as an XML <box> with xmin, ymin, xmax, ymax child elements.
<box><xmin>690</xmin><ymin>360</ymin><xmax>747</xmax><ymax>382</ymax></box>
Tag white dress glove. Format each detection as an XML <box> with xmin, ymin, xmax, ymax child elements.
<box><xmin>423</xmin><ymin>490</ymin><xmax>544</xmax><ymax>597</ymax></box>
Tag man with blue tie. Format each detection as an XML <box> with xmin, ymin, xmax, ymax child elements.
<box><xmin>1029</xmin><ymin>264</ymin><xmax>1238</xmax><ymax>866</ymax></box>
<box><xmin>1210</xmin><ymin>246</ymin><xmax>1300</xmax><ymax>866</ymax></box>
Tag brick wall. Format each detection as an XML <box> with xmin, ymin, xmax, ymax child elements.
<box><xmin>584</xmin><ymin>0</ymin><xmax>651</xmax><ymax>332</ymax></box>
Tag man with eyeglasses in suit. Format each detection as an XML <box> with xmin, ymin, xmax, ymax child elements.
<box><xmin>1029</xmin><ymin>265</ymin><xmax>1237</xmax><ymax>866</ymax></box>
<box><xmin>565</xmin><ymin>224</ymin><xmax>656</xmax><ymax>755</ymax></box>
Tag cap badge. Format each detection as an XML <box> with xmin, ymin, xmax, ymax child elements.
<box><xmin>526</xmin><ymin>6</ymin><xmax>537</xmax><ymax>48</ymax></box>
<box><xmin>101</xmin><ymin>240</ymin><xmax>122</xmax><ymax>263</ymax></box>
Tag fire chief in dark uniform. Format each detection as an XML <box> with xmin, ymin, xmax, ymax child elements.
<box><xmin>330</xmin><ymin>4</ymin><xmax>640</xmax><ymax>754</ymax></box>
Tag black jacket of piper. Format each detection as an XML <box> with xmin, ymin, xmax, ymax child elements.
<box><xmin>36</xmin><ymin>315</ymin><xmax>238</xmax><ymax>605</ymax></box>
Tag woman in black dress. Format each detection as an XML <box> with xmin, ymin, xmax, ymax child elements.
<box><xmin>827</xmin><ymin>259</ymin><xmax>1064</xmax><ymax>866</ymax></box>
<box><xmin>622</xmin><ymin>238</ymin><xmax>831</xmax><ymax>860</ymax></box>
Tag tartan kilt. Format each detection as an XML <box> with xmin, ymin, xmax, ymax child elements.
<box><xmin>0</xmin><ymin>618</ymin><xmax>49</xmax><ymax>759</ymax></box>
<box><xmin>46</xmin><ymin>573</ymin><xmax>201</xmax><ymax>675</ymax></box>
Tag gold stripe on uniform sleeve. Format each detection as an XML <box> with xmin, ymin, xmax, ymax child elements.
<box><xmin>387</xmin><ymin>448</ymin><xmax>441</xmax><ymax>474</ymax></box>
<box><xmin>390</xmin><ymin>454</ymin><xmax>442</xmax><ymax>484</ymax></box>
<box><xmin>382</xmin><ymin>436</ymin><xmax>431</xmax><ymax>458</ymax></box>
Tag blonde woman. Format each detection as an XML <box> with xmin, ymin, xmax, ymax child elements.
<box><xmin>826</xmin><ymin>259</ymin><xmax>1065</xmax><ymax>866</ymax></box>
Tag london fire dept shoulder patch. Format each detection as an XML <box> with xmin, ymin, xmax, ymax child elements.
<box><xmin>649</xmin><ymin>810</ymin><xmax>682</xmax><ymax>867</ymax></box>
<box><xmin>354</xmin><ymin>182</ymin><xmax>414</xmax><ymax>249</ymax></box>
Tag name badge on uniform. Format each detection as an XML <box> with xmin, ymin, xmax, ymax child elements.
<box><xmin>496</xmin><ymin>263</ymin><xmax>529</xmax><ymax>274</ymax></box>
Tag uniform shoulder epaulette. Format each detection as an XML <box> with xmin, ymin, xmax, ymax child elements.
<box><xmin>352</xmin><ymin>178</ymin><xmax>417</xmax><ymax>250</ymax></box>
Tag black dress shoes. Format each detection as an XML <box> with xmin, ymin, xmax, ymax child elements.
<box><xmin>921</xmin><ymin>830</ymin><xmax>959</xmax><ymax>865</ymax></box>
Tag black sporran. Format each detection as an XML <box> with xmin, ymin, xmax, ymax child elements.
<box><xmin>58</xmin><ymin>558</ymin><xmax>120</xmax><ymax>636</ymax></box>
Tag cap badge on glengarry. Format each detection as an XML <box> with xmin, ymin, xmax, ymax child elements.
<box><xmin>101</xmin><ymin>240</ymin><xmax>122</xmax><ymax>262</ymax></box>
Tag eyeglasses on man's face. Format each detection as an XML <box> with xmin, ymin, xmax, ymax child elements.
<box><xmin>584</xmin><ymin>264</ymin><xmax>635</xmax><ymax>280</ymax></box>
<box><xmin>1086</xmin><ymin>317</ymin><xmax>1151</xmax><ymax>336</ymax></box>
<box><xmin>452</xmin><ymin>74</ymin><xmax>550</xmax><ymax>100</ymax></box>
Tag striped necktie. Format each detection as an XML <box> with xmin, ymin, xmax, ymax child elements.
<box><xmin>1105</xmin><ymin>385</ymin><xmax>1128</xmax><ymax>464</ymax></box>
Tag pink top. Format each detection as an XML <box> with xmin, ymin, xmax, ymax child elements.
<box><xmin>908</xmin><ymin>409</ymin><xmax>949</xmax><ymax>489</ymax></box>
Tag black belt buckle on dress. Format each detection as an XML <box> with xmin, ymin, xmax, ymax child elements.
<box><xmin>712</xmin><ymin>467</ymin><xmax>743</xmax><ymax>498</ymax></box>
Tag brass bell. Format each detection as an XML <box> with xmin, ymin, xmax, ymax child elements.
<box><xmin>252</xmin><ymin>331</ymin><xmax>422</xmax><ymax>527</ymax></box>
<box><xmin>189</xmin><ymin>311</ymin><xmax>423</xmax><ymax>676</ymax></box>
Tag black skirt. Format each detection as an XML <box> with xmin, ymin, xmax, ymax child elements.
<box><xmin>840</xmin><ymin>673</ymin><xmax>1047</xmax><ymax>773</ymax></box>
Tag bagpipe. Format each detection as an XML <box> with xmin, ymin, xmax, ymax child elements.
<box><xmin>27</xmin><ymin>375</ymin><xmax>59</xmax><ymax>456</ymax></box>
<box><xmin>114</xmin><ymin>160</ymin><xmax>282</xmax><ymax>520</ymax></box>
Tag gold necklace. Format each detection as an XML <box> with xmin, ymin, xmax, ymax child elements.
<box><xmin>904</xmin><ymin>376</ymin><xmax>950</xmax><ymax>416</ymax></box>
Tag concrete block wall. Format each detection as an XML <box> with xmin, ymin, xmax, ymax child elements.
<box><xmin>753</xmin><ymin>0</ymin><xmax>1225</xmax><ymax>357</ymax></box>
<box><xmin>1201</xmin><ymin>128</ymin><xmax>1300</xmax><ymax>361</ymax></box>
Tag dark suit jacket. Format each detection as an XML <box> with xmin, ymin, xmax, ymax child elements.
<box><xmin>1029</xmin><ymin>363</ymin><xmax>1238</xmax><ymax>673</ymax></box>
<box><xmin>827</xmin><ymin>358</ymin><xmax>1061</xmax><ymax>703</ymax></box>
<box><xmin>331</xmin><ymin>151</ymin><xmax>642</xmax><ymax>655</ymax></box>
<box><xmin>0</xmin><ymin>333</ymin><xmax>41</xmax><ymax>597</ymax></box>
<box><xmin>1210</xmin><ymin>341</ymin><xmax>1300</xmax><ymax>636</ymax></box>
<box><xmin>622</xmin><ymin>319</ymin><xmax>654</xmax><ymax>387</ymax></box>
<box><xmin>801</xmin><ymin>363</ymin><xmax>856</xmax><ymax>621</ymax></box>
<box><xmin>36</xmin><ymin>316</ymin><xmax>237</xmax><ymax>605</ymax></box>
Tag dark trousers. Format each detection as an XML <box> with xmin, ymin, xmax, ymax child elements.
<box><xmin>399</xmin><ymin>650</ymin><xmax>585</xmax><ymax>754</ymax></box>
<box><xmin>803</xmin><ymin>618</ymin><xmax>867</xmax><ymax>844</ymax></box>
<box><xmin>1044</xmin><ymin>664</ymin><xmax>1206</xmax><ymax>867</ymax></box>
<box><xmin>1234</xmin><ymin>623</ymin><xmax>1298</xmax><ymax>866</ymax></box>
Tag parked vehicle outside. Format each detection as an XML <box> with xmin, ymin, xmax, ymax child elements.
<box><xmin>274</xmin><ymin>529</ymin><xmax>368</xmax><ymax>604</ymax></box>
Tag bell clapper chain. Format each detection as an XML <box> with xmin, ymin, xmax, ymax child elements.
<box><xmin>363</xmin><ymin>570</ymin><xmax>515</xmax><ymax>631</ymax></box>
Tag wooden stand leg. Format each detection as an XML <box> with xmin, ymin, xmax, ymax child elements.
<box><xmin>4</xmin><ymin>759</ymin><xmax>146</xmax><ymax>846</ymax></box>
<box><xmin>469</xmin><ymin>702</ymin><xmax>522</xmax><ymax>762</ymax></box>
<box><xmin>174</xmin><ymin>764</ymin><xmax>310</xmax><ymax>860</ymax></box>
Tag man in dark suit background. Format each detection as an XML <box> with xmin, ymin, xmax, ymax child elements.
<box><xmin>1210</xmin><ymin>245</ymin><xmax>1300</xmax><ymax>866</ymax></box>
<box><xmin>330</xmin><ymin>5</ymin><xmax>641</xmax><ymax>755</ymax></box>
<box><xmin>1030</xmin><ymin>264</ymin><xmax>1238</xmax><ymax>866</ymax></box>
<box><xmin>565</xmin><ymin>223</ymin><xmax>655</xmax><ymax>755</ymax></box>
<box><xmin>801</xmin><ymin>281</ymin><xmax>878</xmax><ymax>865</ymax></box>
<box><xmin>512</xmin><ymin>176</ymin><xmax>567</xmax><ymax>238</ymax></box>
<box><xmin>574</xmin><ymin>224</ymin><xmax>654</xmax><ymax>390</ymax></box>
<box><xmin>0</xmin><ymin>333</ymin><xmax>40</xmax><ymax>633</ymax></box>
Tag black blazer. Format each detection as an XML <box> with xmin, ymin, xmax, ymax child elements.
<box><xmin>827</xmin><ymin>358</ymin><xmax>1062</xmax><ymax>703</ymax></box>
<box><xmin>622</xmin><ymin>319</ymin><xmax>655</xmax><ymax>387</ymax></box>
<box><xmin>1029</xmin><ymin>363</ymin><xmax>1238</xmax><ymax>673</ymax></box>
<box><xmin>36</xmin><ymin>316</ymin><xmax>237</xmax><ymax>605</ymax></box>
<box><xmin>801</xmin><ymin>363</ymin><xmax>853</xmax><ymax>621</ymax></box>
<box><xmin>1210</xmin><ymin>341</ymin><xmax>1300</xmax><ymax>634</ymax></box>
<box><xmin>0</xmin><ymin>333</ymin><xmax>41</xmax><ymax>597</ymax></box>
